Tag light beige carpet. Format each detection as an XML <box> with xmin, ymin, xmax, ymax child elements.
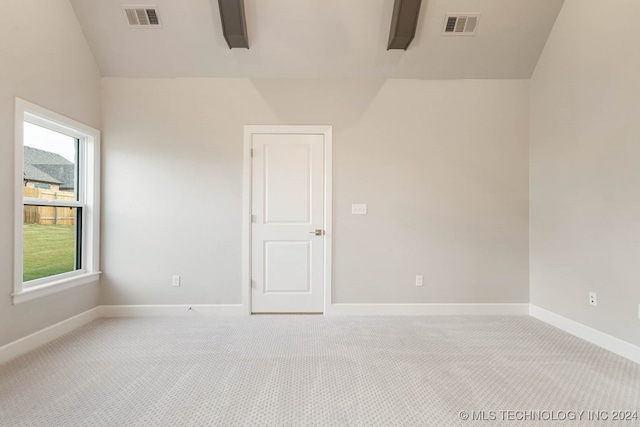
<box><xmin>0</xmin><ymin>315</ymin><xmax>639</xmax><ymax>426</ymax></box>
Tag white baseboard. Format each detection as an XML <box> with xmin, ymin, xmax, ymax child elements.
<box><xmin>0</xmin><ymin>307</ymin><xmax>101</xmax><ymax>365</ymax></box>
<box><xmin>100</xmin><ymin>304</ymin><xmax>245</xmax><ymax>317</ymax></box>
<box><xmin>530</xmin><ymin>305</ymin><xmax>640</xmax><ymax>365</ymax></box>
<box><xmin>328</xmin><ymin>303</ymin><xmax>530</xmax><ymax>316</ymax></box>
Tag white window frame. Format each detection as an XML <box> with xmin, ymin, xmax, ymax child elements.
<box><xmin>13</xmin><ymin>98</ymin><xmax>101</xmax><ymax>305</ymax></box>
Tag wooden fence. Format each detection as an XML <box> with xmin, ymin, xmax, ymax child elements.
<box><xmin>23</xmin><ymin>187</ymin><xmax>76</xmax><ymax>225</ymax></box>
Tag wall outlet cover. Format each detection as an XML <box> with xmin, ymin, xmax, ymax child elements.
<box><xmin>352</xmin><ymin>204</ymin><xmax>367</xmax><ymax>215</ymax></box>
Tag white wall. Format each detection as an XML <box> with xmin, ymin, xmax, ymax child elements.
<box><xmin>0</xmin><ymin>0</ymin><xmax>101</xmax><ymax>347</ymax></box>
<box><xmin>530</xmin><ymin>0</ymin><xmax>640</xmax><ymax>346</ymax></box>
<box><xmin>101</xmin><ymin>78</ymin><xmax>529</xmax><ymax>306</ymax></box>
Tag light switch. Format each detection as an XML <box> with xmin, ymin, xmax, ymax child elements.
<box><xmin>351</xmin><ymin>204</ymin><xmax>367</xmax><ymax>215</ymax></box>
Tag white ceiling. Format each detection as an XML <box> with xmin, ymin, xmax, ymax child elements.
<box><xmin>69</xmin><ymin>0</ymin><xmax>564</xmax><ymax>79</ymax></box>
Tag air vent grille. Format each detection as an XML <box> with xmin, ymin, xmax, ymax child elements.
<box><xmin>443</xmin><ymin>14</ymin><xmax>479</xmax><ymax>35</ymax></box>
<box><xmin>123</xmin><ymin>6</ymin><xmax>162</xmax><ymax>28</ymax></box>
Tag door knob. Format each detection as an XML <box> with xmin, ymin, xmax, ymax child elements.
<box><xmin>309</xmin><ymin>229</ymin><xmax>324</xmax><ymax>236</ymax></box>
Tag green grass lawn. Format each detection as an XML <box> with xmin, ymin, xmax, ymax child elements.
<box><xmin>23</xmin><ymin>223</ymin><xmax>76</xmax><ymax>282</ymax></box>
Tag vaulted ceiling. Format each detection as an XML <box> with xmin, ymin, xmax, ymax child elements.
<box><xmin>69</xmin><ymin>0</ymin><xmax>564</xmax><ymax>79</ymax></box>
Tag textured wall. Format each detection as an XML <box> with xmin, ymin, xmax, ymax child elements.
<box><xmin>100</xmin><ymin>78</ymin><xmax>529</xmax><ymax>307</ymax></box>
<box><xmin>0</xmin><ymin>0</ymin><xmax>101</xmax><ymax>347</ymax></box>
<box><xmin>530</xmin><ymin>0</ymin><xmax>640</xmax><ymax>345</ymax></box>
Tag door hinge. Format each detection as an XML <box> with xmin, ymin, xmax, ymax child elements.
<box><xmin>250</xmin><ymin>148</ymin><xmax>253</xmax><ymax>157</ymax></box>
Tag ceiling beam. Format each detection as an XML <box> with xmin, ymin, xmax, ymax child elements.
<box><xmin>387</xmin><ymin>0</ymin><xmax>422</xmax><ymax>50</ymax></box>
<box><xmin>218</xmin><ymin>0</ymin><xmax>249</xmax><ymax>49</ymax></box>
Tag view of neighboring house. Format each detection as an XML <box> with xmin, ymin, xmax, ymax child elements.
<box><xmin>23</xmin><ymin>146</ymin><xmax>75</xmax><ymax>192</ymax></box>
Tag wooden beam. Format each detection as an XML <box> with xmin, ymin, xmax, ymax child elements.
<box><xmin>387</xmin><ymin>0</ymin><xmax>422</xmax><ymax>50</ymax></box>
<box><xmin>218</xmin><ymin>0</ymin><xmax>249</xmax><ymax>49</ymax></box>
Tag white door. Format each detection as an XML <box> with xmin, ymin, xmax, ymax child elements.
<box><xmin>251</xmin><ymin>133</ymin><xmax>326</xmax><ymax>313</ymax></box>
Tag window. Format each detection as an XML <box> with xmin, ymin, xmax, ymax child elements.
<box><xmin>13</xmin><ymin>98</ymin><xmax>100</xmax><ymax>304</ymax></box>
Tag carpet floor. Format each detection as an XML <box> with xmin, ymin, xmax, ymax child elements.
<box><xmin>0</xmin><ymin>315</ymin><xmax>639</xmax><ymax>426</ymax></box>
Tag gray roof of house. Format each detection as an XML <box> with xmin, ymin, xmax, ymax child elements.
<box><xmin>23</xmin><ymin>164</ymin><xmax>61</xmax><ymax>184</ymax></box>
<box><xmin>23</xmin><ymin>146</ymin><xmax>75</xmax><ymax>190</ymax></box>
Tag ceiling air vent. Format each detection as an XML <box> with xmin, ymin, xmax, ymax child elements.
<box><xmin>123</xmin><ymin>6</ymin><xmax>162</xmax><ymax>28</ymax></box>
<box><xmin>442</xmin><ymin>14</ymin><xmax>480</xmax><ymax>35</ymax></box>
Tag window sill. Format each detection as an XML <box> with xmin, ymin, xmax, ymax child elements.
<box><xmin>12</xmin><ymin>272</ymin><xmax>101</xmax><ymax>305</ymax></box>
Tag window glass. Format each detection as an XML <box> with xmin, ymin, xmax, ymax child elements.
<box><xmin>22</xmin><ymin>122</ymin><xmax>81</xmax><ymax>285</ymax></box>
<box><xmin>23</xmin><ymin>207</ymin><xmax>80</xmax><ymax>282</ymax></box>
<box><xmin>23</xmin><ymin>122</ymin><xmax>78</xmax><ymax>200</ymax></box>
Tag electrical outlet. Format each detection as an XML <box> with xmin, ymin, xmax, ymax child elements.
<box><xmin>638</xmin><ymin>304</ymin><xmax>640</xmax><ymax>320</ymax></box>
<box><xmin>589</xmin><ymin>292</ymin><xmax>597</xmax><ymax>307</ymax></box>
<box><xmin>172</xmin><ymin>275</ymin><xmax>181</xmax><ymax>287</ymax></box>
<box><xmin>415</xmin><ymin>275</ymin><xmax>423</xmax><ymax>287</ymax></box>
<box><xmin>351</xmin><ymin>204</ymin><xmax>367</xmax><ymax>215</ymax></box>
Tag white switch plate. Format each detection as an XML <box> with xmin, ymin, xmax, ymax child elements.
<box><xmin>589</xmin><ymin>291</ymin><xmax>597</xmax><ymax>306</ymax></box>
<box><xmin>172</xmin><ymin>275</ymin><xmax>181</xmax><ymax>287</ymax></box>
<box><xmin>415</xmin><ymin>275</ymin><xmax>423</xmax><ymax>287</ymax></box>
<box><xmin>352</xmin><ymin>204</ymin><xmax>367</xmax><ymax>215</ymax></box>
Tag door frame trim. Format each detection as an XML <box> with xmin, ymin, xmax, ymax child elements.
<box><xmin>242</xmin><ymin>125</ymin><xmax>333</xmax><ymax>315</ymax></box>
